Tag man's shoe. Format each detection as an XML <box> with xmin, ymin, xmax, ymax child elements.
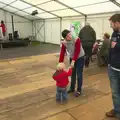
<box><xmin>106</xmin><ymin>109</ymin><xmax>116</xmax><ymax>117</ymax></box>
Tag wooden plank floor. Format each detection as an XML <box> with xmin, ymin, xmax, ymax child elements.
<box><xmin>0</xmin><ymin>52</ymin><xmax>112</xmax><ymax>120</ymax></box>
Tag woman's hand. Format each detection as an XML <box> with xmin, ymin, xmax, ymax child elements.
<box><xmin>71</xmin><ymin>60</ymin><xmax>75</xmax><ymax>68</ymax></box>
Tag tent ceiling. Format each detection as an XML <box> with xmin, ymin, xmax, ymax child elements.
<box><xmin>75</xmin><ymin>2</ymin><xmax>120</xmax><ymax>14</ymax></box>
<box><xmin>0</xmin><ymin>0</ymin><xmax>16</xmax><ymax>4</ymax></box>
<box><xmin>37</xmin><ymin>1</ymin><xmax>67</xmax><ymax>12</ymax></box>
<box><xmin>10</xmin><ymin>0</ymin><xmax>32</xmax><ymax>9</ymax></box>
<box><xmin>0</xmin><ymin>2</ymin><xmax>6</xmax><ymax>8</ymax></box>
<box><xmin>23</xmin><ymin>7</ymin><xmax>44</xmax><ymax>14</ymax></box>
<box><xmin>3</xmin><ymin>6</ymin><xmax>18</xmax><ymax>12</ymax></box>
<box><xmin>58</xmin><ymin>0</ymin><xmax>109</xmax><ymax>7</ymax></box>
<box><xmin>0</xmin><ymin>0</ymin><xmax>119</xmax><ymax>20</ymax></box>
<box><xmin>116</xmin><ymin>0</ymin><xmax>120</xmax><ymax>3</ymax></box>
<box><xmin>52</xmin><ymin>9</ymin><xmax>80</xmax><ymax>17</ymax></box>
<box><xmin>16</xmin><ymin>10</ymin><xmax>29</xmax><ymax>16</ymax></box>
<box><xmin>23</xmin><ymin>0</ymin><xmax>51</xmax><ymax>5</ymax></box>
<box><xmin>36</xmin><ymin>12</ymin><xmax>56</xmax><ymax>18</ymax></box>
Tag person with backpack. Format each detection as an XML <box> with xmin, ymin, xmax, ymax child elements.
<box><xmin>78</xmin><ymin>23</ymin><xmax>96</xmax><ymax>67</ymax></box>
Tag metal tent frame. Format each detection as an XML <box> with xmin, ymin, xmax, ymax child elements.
<box><xmin>0</xmin><ymin>0</ymin><xmax>119</xmax><ymax>42</ymax></box>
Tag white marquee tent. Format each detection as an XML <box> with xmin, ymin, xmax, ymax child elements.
<box><xmin>0</xmin><ymin>0</ymin><xmax>120</xmax><ymax>44</ymax></box>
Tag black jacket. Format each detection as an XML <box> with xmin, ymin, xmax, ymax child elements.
<box><xmin>78</xmin><ymin>25</ymin><xmax>96</xmax><ymax>47</ymax></box>
<box><xmin>108</xmin><ymin>31</ymin><xmax>120</xmax><ymax>69</ymax></box>
<box><xmin>78</xmin><ymin>25</ymin><xmax>96</xmax><ymax>56</ymax></box>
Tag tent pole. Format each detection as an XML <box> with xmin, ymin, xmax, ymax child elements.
<box><xmin>85</xmin><ymin>15</ymin><xmax>87</xmax><ymax>25</ymax></box>
<box><xmin>11</xmin><ymin>15</ymin><xmax>14</xmax><ymax>39</ymax></box>
<box><xmin>44</xmin><ymin>20</ymin><xmax>46</xmax><ymax>43</ymax></box>
<box><xmin>60</xmin><ymin>17</ymin><xmax>62</xmax><ymax>44</ymax></box>
<box><xmin>109</xmin><ymin>0</ymin><xmax>120</xmax><ymax>8</ymax></box>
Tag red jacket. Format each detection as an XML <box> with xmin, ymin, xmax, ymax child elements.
<box><xmin>59</xmin><ymin>38</ymin><xmax>81</xmax><ymax>62</ymax></box>
<box><xmin>52</xmin><ymin>68</ymin><xmax>72</xmax><ymax>87</ymax></box>
<box><xmin>0</xmin><ymin>24</ymin><xmax>6</xmax><ymax>33</ymax></box>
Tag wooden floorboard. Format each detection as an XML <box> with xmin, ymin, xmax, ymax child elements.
<box><xmin>0</xmin><ymin>48</ymin><xmax>111</xmax><ymax>120</ymax></box>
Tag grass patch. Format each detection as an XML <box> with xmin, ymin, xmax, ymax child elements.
<box><xmin>31</xmin><ymin>41</ymin><xmax>40</xmax><ymax>46</ymax></box>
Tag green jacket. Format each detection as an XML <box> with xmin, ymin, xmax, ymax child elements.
<box><xmin>100</xmin><ymin>39</ymin><xmax>110</xmax><ymax>57</ymax></box>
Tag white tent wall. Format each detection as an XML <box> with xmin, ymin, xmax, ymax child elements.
<box><xmin>103</xmin><ymin>17</ymin><xmax>113</xmax><ymax>36</ymax></box>
<box><xmin>33</xmin><ymin>13</ymin><xmax>115</xmax><ymax>45</ymax></box>
<box><xmin>61</xmin><ymin>14</ymin><xmax>113</xmax><ymax>40</ymax></box>
<box><xmin>43</xmin><ymin>18</ymin><xmax>85</xmax><ymax>45</ymax></box>
<box><xmin>0</xmin><ymin>9</ymin><xmax>32</xmax><ymax>38</ymax></box>
<box><xmin>87</xmin><ymin>13</ymin><xmax>113</xmax><ymax>39</ymax></box>
<box><xmin>43</xmin><ymin>13</ymin><xmax>114</xmax><ymax>45</ymax></box>
<box><xmin>87</xmin><ymin>18</ymin><xmax>103</xmax><ymax>39</ymax></box>
<box><xmin>0</xmin><ymin>10</ymin><xmax>5</xmax><ymax>21</ymax></box>
<box><xmin>62</xmin><ymin>18</ymin><xmax>85</xmax><ymax>31</ymax></box>
<box><xmin>45</xmin><ymin>19</ymin><xmax>61</xmax><ymax>44</ymax></box>
<box><xmin>33</xmin><ymin>20</ymin><xmax>45</xmax><ymax>42</ymax></box>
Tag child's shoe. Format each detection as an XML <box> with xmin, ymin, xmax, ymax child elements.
<box><xmin>61</xmin><ymin>100</ymin><xmax>68</xmax><ymax>104</ymax></box>
<box><xmin>56</xmin><ymin>99</ymin><xmax>60</xmax><ymax>103</ymax></box>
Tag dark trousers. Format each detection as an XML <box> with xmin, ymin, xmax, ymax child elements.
<box><xmin>56</xmin><ymin>87</ymin><xmax>67</xmax><ymax>101</ymax></box>
<box><xmin>3</xmin><ymin>32</ymin><xmax>5</xmax><ymax>36</ymax></box>
<box><xmin>97</xmin><ymin>51</ymin><xmax>108</xmax><ymax>66</ymax></box>
<box><xmin>70</xmin><ymin>56</ymin><xmax>84</xmax><ymax>92</ymax></box>
<box><xmin>83</xmin><ymin>45</ymin><xmax>93</xmax><ymax>67</ymax></box>
<box><xmin>85</xmin><ymin>55</ymin><xmax>90</xmax><ymax>67</ymax></box>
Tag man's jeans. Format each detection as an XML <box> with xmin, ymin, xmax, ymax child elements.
<box><xmin>108</xmin><ymin>66</ymin><xmax>120</xmax><ymax>117</ymax></box>
<box><xmin>56</xmin><ymin>87</ymin><xmax>67</xmax><ymax>101</ymax></box>
<box><xmin>70</xmin><ymin>56</ymin><xmax>84</xmax><ymax>92</ymax></box>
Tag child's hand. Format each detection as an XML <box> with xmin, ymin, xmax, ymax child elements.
<box><xmin>68</xmin><ymin>66</ymin><xmax>72</xmax><ymax>69</ymax></box>
<box><xmin>111</xmin><ymin>42</ymin><xmax>117</xmax><ymax>48</ymax></box>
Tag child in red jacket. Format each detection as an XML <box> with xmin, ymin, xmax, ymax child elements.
<box><xmin>52</xmin><ymin>63</ymin><xmax>72</xmax><ymax>103</ymax></box>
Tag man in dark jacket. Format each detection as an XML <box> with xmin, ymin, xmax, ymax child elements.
<box><xmin>106</xmin><ymin>14</ymin><xmax>120</xmax><ymax>120</ymax></box>
<box><xmin>78</xmin><ymin>23</ymin><xmax>96</xmax><ymax>67</ymax></box>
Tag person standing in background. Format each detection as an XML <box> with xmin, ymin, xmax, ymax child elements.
<box><xmin>106</xmin><ymin>14</ymin><xmax>120</xmax><ymax>120</ymax></box>
<box><xmin>78</xmin><ymin>23</ymin><xmax>96</xmax><ymax>67</ymax></box>
<box><xmin>97</xmin><ymin>33</ymin><xmax>110</xmax><ymax>66</ymax></box>
<box><xmin>0</xmin><ymin>20</ymin><xmax>6</xmax><ymax>37</ymax></box>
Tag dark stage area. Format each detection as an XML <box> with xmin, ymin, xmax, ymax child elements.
<box><xmin>0</xmin><ymin>43</ymin><xmax>60</xmax><ymax>60</ymax></box>
<box><xmin>0</xmin><ymin>39</ymin><xmax>30</xmax><ymax>49</ymax></box>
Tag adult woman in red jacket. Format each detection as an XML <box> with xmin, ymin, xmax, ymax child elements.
<box><xmin>59</xmin><ymin>29</ymin><xmax>85</xmax><ymax>97</ymax></box>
